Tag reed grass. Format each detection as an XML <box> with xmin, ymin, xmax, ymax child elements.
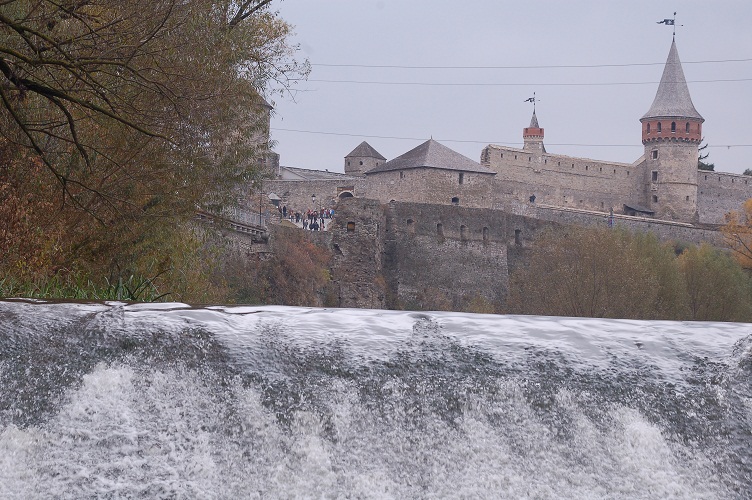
<box><xmin>0</xmin><ymin>272</ymin><xmax>169</xmax><ymax>302</ymax></box>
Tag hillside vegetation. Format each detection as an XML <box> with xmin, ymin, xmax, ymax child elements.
<box><xmin>0</xmin><ymin>1</ymin><xmax>307</xmax><ymax>300</ymax></box>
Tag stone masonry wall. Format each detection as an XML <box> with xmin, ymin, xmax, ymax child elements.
<box><xmin>364</xmin><ymin>168</ymin><xmax>494</xmax><ymax>208</ymax></box>
<box><xmin>517</xmin><ymin>204</ymin><xmax>723</xmax><ymax>246</ymax></box>
<box><xmin>697</xmin><ymin>171</ymin><xmax>752</xmax><ymax>224</ymax></box>
<box><xmin>327</xmin><ymin>197</ymin><xmax>728</xmax><ymax>311</ymax></box>
<box><xmin>482</xmin><ymin>145</ymin><xmax>647</xmax><ymax>214</ymax></box>
<box><xmin>642</xmin><ymin>142</ymin><xmax>698</xmax><ymax>221</ymax></box>
<box><xmin>327</xmin><ymin>198</ymin><xmax>388</xmax><ymax>309</ymax></box>
<box><xmin>328</xmin><ymin>198</ymin><xmax>559</xmax><ymax>311</ymax></box>
<box><xmin>264</xmin><ymin>177</ymin><xmax>368</xmax><ymax>216</ymax></box>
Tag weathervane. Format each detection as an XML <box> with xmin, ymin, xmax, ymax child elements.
<box><xmin>524</xmin><ymin>92</ymin><xmax>538</xmax><ymax>111</ymax></box>
<box><xmin>656</xmin><ymin>12</ymin><xmax>683</xmax><ymax>37</ymax></box>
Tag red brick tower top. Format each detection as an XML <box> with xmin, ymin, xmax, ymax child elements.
<box><xmin>523</xmin><ymin>110</ymin><xmax>544</xmax><ymax>140</ymax></box>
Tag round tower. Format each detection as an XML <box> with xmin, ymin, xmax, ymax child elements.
<box><xmin>640</xmin><ymin>38</ymin><xmax>704</xmax><ymax>221</ymax></box>
<box><xmin>345</xmin><ymin>141</ymin><xmax>386</xmax><ymax>175</ymax></box>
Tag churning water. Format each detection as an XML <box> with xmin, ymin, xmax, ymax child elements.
<box><xmin>0</xmin><ymin>300</ymin><xmax>750</xmax><ymax>499</ymax></box>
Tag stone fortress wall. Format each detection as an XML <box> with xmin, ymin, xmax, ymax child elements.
<box><xmin>325</xmin><ymin>197</ymin><xmax>724</xmax><ymax>310</ymax></box>
<box><xmin>265</xmin><ymin>139</ymin><xmax>752</xmax><ymax>227</ymax></box>
<box><xmin>481</xmin><ymin>144</ymin><xmax>648</xmax><ymax>214</ymax></box>
<box><xmin>480</xmin><ymin>142</ymin><xmax>752</xmax><ymax>225</ymax></box>
<box><xmin>263</xmin><ymin>177</ymin><xmax>368</xmax><ymax>215</ymax></box>
<box><xmin>697</xmin><ymin>171</ymin><xmax>752</xmax><ymax>224</ymax></box>
<box><xmin>364</xmin><ymin>167</ymin><xmax>494</xmax><ymax>208</ymax></box>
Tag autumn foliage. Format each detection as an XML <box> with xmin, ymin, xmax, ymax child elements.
<box><xmin>507</xmin><ymin>226</ymin><xmax>752</xmax><ymax>322</ymax></box>
<box><xmin>722</xmin><ymin>198</ymin><xmax>752</xmax><ymax>271</ymax></box>
<box><xmin>220</xmin><ymin>228</ymin><xmax>333</xmax><ymax>306</ymax></box>
<box><xmin>0</xmin><ymin>1</ymin><xmax>307</xmax><ymax>301</ymax></box>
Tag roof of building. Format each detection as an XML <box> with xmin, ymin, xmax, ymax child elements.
<box><xmin>365</xmin><ymin>139</ymin><xmax>495</xmax><ymax>175</ymax></box>
<box><xmin>624</xmin><ymin>203</ymin><xmax>655</xmax><ymax>215</ymax></box>
<box><xmin>529</xmin><ymin>110</ymin><xmax>540</xmax><ymax>128</ymax></box>
<box><xmin>642</xmin><ymin>39</ymin><xmax>703</xmax><ymax>121</ymax></box>
<box><xmin>278</xmin><ymin>166</ymin><xmax>358</xmax><ymax>181</ymax></box>
<box><xmin>345</xmin><ymin>141</ymin><xmax>386</xmax><ymax>160</ymax></box>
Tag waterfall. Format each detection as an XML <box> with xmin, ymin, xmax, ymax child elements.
<box><xmin>1</xmin><ymin>300</ymin><xmax>749</xmax><ymax>498</ymax></box>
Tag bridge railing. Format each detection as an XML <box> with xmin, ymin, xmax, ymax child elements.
<box><xmin>222</xmin><ymin>206</ymin><xmax>268</xmax><ymax>227</ymax></box>
<box><xmin>196</xmin><ymin>205</ymin><xmax>268</xmax><ymax>230</ymax></box>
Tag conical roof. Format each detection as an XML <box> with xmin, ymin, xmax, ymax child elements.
<box><xmin>365</xmin><ymin>139</ymin><xmax>494</xmax><ymax>175</ymax></box>
<box><xmin>529</xmin><ymin>110</ymin><xmax>540</xmax><ymax>128</ymax></box>
<box><xmin>642</xmin><ymin>39</ymin><xmax>703</xmax><ymax>121</ymax></box>
<box><xmin>345</xmin><ymin>141</ymin><xmax>386</xmax><ymax>160</ymax></box>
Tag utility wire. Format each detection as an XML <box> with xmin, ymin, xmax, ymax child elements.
<box><xmin>307</xmin><ymin>78</ymin><xmax>752</xmax><ymax>87</ymax></box>
<box><xmin>271</xmin><ymin>127</ymin><xmax>752</xmax><ymax>148</ymax></box>
<box><xmin>311</xmin><ymin>58</ymin><xmax>752</xmax><ymax>70</ymax></box>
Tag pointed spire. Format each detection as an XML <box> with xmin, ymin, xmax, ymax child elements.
<box><xmin>529</xmin><ymin>110</ymin><xmax>540</xmax><ymax>128</ymax></box>
<box><xmin>642</xmin><ymin>39</ymin><xmax>703</xmax><ymax>121</ymax></box>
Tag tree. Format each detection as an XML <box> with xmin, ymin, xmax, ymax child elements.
<box><xmin>0</xmin><ymin>1</ymin><xmax>308</xmax><ymax>291</ymax></box>
<box><xmin>721</xmin><ymin>198</ymin><xmax>752</xmax><ymax>271</ymax></box>
<box><xmin>220</xmin><ymin>227</ymin><xmax>333</xmax><ymax>306</ymax></box>
<box><xmin>677</xmin><ymin>243</ymin><xmax>752</xmax><ymax>321</ymax></box>
<box><xmin>698</xmin><ymin>140</ymin><xmax>715</xmax><ymax>171</ymax></box>
<box><xmin>507</xmin><ymin>227</ymin><xmax>686</xmax><ymax>319</ymax></box>
<box><xmin>743</xmin><ymin>169</ymin><xmax>752</xmax><ymax>177</ymax></box>
<box><xmin>0</xmin><ymin>1</ymin><xmax>306</xmax><ymax>216</ymax></box>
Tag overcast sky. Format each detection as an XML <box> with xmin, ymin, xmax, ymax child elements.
<box><xmin>268</xmin><ymin>0</ymin><xmax>752</xmax><ymax>174</ymax></box>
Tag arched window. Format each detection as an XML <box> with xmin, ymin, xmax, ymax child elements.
<box><xmin>657</xmin><ymin>122</ymin><xmax>662</xmax><ymax>132</ymax></box>
<box><xmin>437</xmin><ymin>223</ymin><xmax>444</xmax><ymax>238</ymax></box>
<box><xmin>685</xmin><ymin>122</ymin><xmax>690</xmax><ymax>133</ymax></box>
<box><xmin>460</xmin><ymin>225</ymin><xmax>467</xmax><ymax>241</ymax></box>
<box><xmin>647</xmin><ymin>123</ymin><xmax>651</xmax><ymax>133</ymax></box>
<box><xmin>671</xmin><ymin>122</ymin><xmax>676</xmax><ymax>133</ymax></box>
<box><xmin>482</xmin><ymin>227</ymin><xmax>489</xmax><ymax>242</ymax></box>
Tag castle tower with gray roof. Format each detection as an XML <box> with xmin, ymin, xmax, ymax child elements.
<box><xmin>640</xmin><ymin>38</ymin><xmax>704</xmax><ymax>221</ymax></box>
<box><xmin>364</xmin><ymin>139</ymin><xmax>495</xmax><ymax>207</ymax></box>
<box><xmin>345</xmin><ymin>141</ymin><xmax>386</xmax><ymax>175</ymax></box>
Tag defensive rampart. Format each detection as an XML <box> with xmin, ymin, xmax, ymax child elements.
<box><xmin>326</xmin><ymin>197</ymin><xmax>727</xmax><ymax>310</ymax></box>
<box><xmin>697</xmin><ymin>171</ymin><xmax>752</xmax><ymax>224</ymax></box>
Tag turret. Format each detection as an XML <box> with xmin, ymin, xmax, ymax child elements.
<box><xmin>640</xmin><ymin>38</ymin><xmax>704</xmax><ymax>221</ymax></box>
<box><xmin>523</xmin><ymin>110</ymin><xmax>545</xmax><ymax>155</ymax></box>
<box><xmin>345</xmin><ymin>141</ymin><xmax>386</xmax><ymax>175</ymax></box>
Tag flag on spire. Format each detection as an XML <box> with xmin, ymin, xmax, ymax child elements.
<box><xmin>657</xmin><ymin>12</ymin><xmax>681</xmax><ymax>36</ymax></box>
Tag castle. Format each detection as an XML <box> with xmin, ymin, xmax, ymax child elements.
<box><xmin>265</xmin><ymin>39</ymin><xmax>751</xmax><ymax>229</ymax></box>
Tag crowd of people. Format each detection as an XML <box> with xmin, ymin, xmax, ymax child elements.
<box><xmin>279</xmin><ymin>205</ymin><xmax>335</xmax><ymax>231</ymax></box>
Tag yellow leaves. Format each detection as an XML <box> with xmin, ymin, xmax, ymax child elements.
<box><xmin>721</xmin><ymin>198</ymin><xmax>752</xmax><ymax>271</ymax></box>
